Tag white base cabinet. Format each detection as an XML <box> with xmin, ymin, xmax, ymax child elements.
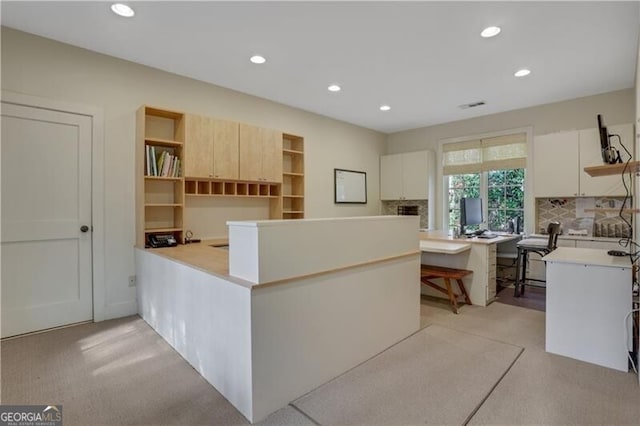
<box><xmin>544</xmin><ymin>247</ymin><xmax>632</xmax><ymax>372</ymax></box>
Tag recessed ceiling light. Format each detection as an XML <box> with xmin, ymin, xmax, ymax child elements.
<box><xmin>514</xmin><ymin>69</ymin><xmax>531</xmax><ymax>77</ymax></box>
<box><xmin>480</xmin><ymin>26</ymin><xmax>501</xmax><ymax>38</ymax></box>
<box><xmin>328</xmin><ymin>84</ymin><xmax>341</xmax><ymax>92</ymax></box>
<box><xmin>379</xmin><ymin>105</ymin><xmax>391</xmax><ymax>111</ymax></box>
<box><xmin>250</xmin><ymin>55</ymin><xmax>267</xmax><ymax>64</ymax></box>
<box><xmin>110</xmin><ymin>3</ymin><xmax>134</xmax><ymax>18</ymax></box>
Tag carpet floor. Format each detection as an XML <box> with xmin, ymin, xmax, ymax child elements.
<box><xmin>2</xmin><ymin>299</ymin><xmax>639</xmax><ymax>425</ymax></box>
<box><xmin>292</xmin><ymin>324</ymin><xmax>522</xmax><ymax>425</ymax></box>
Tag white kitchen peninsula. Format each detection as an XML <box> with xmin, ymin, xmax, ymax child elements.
<box><xmin>543</xmin><ymin>247</ymin><xmax>633</xmax><ymax>372</ymax></box>
<box><xmin>136</xmin><ymin>216</ymin><xmax>420</xmax><ymax>423</ymax></box>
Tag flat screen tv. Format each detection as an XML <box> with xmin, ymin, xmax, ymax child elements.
<box><xmin>460</xmin><ymin>197</ymin><xmax>483</xmax><ymax>235</ymax></box>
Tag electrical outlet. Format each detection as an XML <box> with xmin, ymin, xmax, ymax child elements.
<box><xmin>128</xmin><ymin>275</ymin><xmax>136</xmax><ymax>287</ymax></box>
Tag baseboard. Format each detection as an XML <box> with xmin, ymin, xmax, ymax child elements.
<box><xmin>102</xmin><ymin>299</ymin><xmax>138</xmax><ymax>321</ymax></box>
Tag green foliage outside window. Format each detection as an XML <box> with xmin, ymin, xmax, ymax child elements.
<box><xmin>448</xmin><ymin>169</ymin><xmax>524</xmax><ymax>231</ymax></box>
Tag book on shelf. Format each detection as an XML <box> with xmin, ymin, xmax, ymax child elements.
<box><xmin>145</xmin><ymin>145</ymin><xmax>181</xmax><ymax>177</ymax></box>
<box><xmin>145</xmin><ymin>145</ymin><xmax>151</xmax><ymax>176</ymax></box>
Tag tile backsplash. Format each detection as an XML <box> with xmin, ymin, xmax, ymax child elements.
<box><xmin>536</xmin><ymin>197</ymin><xmax>632</xmax><ymax>238</ymax></box>
<box><xmin>381</xmin><ymin>199</ymin><xmax>428</xmax><ymax>229</ymax></box>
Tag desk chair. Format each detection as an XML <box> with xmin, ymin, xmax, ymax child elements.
<box><xmin>496</xmin><ymin>237</ymin><xmax>520</xmax><ymax>287</ymax></box>
<box><xmin>513</xmin><ymin>222</ymin><xmax>561</xmax><ymax>297</ymax></box>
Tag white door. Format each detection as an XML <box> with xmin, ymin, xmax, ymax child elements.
<box><xmin>1</xmin><ymin>102</ymin><xmax>93</xmax><ymax>337</ymax></box>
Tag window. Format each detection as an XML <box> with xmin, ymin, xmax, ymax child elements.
<box><xmin>448</xmin><ymin>173</ymin><xmax>480</xmax><ymax>229</ymax></box>
<box><xmin>443</xmin><ymin>132</ymin><xmax>527</xmax><ymax>231</ymax></box>
<box><xmin>488</xmin><ymin>169</ymin><xmax>525</xmax><ymax>230</ymax></box>
<box><xmin>447</xmin><ymin>169</ymin><xmax>525</xmax><ymax>231</ymax></box>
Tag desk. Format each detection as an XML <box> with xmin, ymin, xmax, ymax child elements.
<box><xmin>419</xmin><ymin>231</ymin><xmax>520</xmax><ymax>306</ymax></box>
<box><xmin>543</xmin><ymin>247</ymin><xmax>632</xmax><ymax>371</ymax></box>
<box><xmin>419</xmin><ymin>240</ymin><xmax>471</xmax><ymax>254</ymax></box>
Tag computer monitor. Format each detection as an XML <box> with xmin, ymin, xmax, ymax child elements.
<box><xmin>460</xmin><ymin>197</ymin><xmax>483</xmax><ymax>235</ymax></box>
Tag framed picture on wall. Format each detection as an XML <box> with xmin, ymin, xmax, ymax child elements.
<box><xmin>334</xmin><ymin>168</ymin><xmax>367</xmax><ymax>204</ymax></box>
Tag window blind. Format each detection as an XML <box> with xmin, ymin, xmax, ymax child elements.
<box><xmin>443</xmin><ymin>133</ymin><xmax>526</xmax><ymax>175</ymax></box>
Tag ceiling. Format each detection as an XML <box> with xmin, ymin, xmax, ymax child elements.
<box><xmin>2</xmin><ymin>1</ymin><xmax>639</xmax><ymax>133</ymax></box>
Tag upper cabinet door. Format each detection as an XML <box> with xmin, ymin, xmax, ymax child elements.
<box><xmin>184</xmin><ymin>114</ymin><xmax>213</xmax><ymax>178</ymax></box>
<box><xmin>261</xmin><ymin>128</ymin><xmax>283</xmax><ymax>183</ymax></box>
<box><xmin>380</xmin><ymin>154</ymin><xmax>403</xmax><ymax>200</ymax></box>
<box><xmin>579</xmin><ymin>123</ymin><xmax>634</xmax><ymax>197</ymax></box>
<box><xmin>533</xmin><ymin>131</ymin><xmax>579</xmax><ymax>197</ymax></box>
<box><xmin>401</xmin><ymin>151</ymin><xmax>430</xmax><ymax>200</ymax></box>
<box><xmin>239</xmin><ymin>124</ymin><xmax>262</xmax><ymax>181</ymax></box>
<box><xmin>212</xmin><ymin>119</ymin><xmax>239</xmax><ymax>180</ymax></box>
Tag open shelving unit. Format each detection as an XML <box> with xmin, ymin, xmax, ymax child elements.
<box><xmin>136</xmin><ymin>106</ymin><xmax>185</xmax><ymax>247</ymax></box>
<box><xmin>583</xmin><ymin>160</ymin><xmax>639</xmax><ymax>213</ymax></box>
<box><xmin>281</xmin><ymin>134</ymin><xmax>304</xmax><ymax>219</ymax></box>
<box><xmin>584</xmin><ymin>161</ymin><xmax>640</xmax><ymax>177</ymax></box>
<box><xmin>185</xmin><ymin>179</ymin><xmax>280</xmax><ymax>198</ymax></box>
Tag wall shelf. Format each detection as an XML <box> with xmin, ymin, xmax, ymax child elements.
<box><xmin>583</xmin><ymin>208</ymin><xmax>639</xmax><ymax>213</ymax></box>
<box><xmin>145</xmin><ymin>137</ymin><xmax>183</xmax><ymax>148</ymax></box>
<box><xmin>584</xmin><ymin>161</ymin><xmax>640</xmax><ymax>177</ymax></box>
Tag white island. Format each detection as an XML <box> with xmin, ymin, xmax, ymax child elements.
<box><xmin>543</xmin><ymin>247</ymin><xmax>633</xmax><ymax>371</ymax></box>
<box><xmin>136</xmin><ymin>216</ymin><xmax>420</xmax><ymax>423</ymax></box>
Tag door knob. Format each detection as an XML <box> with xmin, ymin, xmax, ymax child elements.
<box><xmin>80</xmin><ymin>225</ymin><xmax>89</xmax><ymax>233</ymax></box>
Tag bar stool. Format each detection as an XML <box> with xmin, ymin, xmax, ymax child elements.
<box><xmin>513</xmin><ymin>222</ymin><xmax>561</xmax><ymax>297</ymax></box>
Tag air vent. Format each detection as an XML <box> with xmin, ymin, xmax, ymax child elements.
<box><xmin>459</xmin><ymin>101</ymin><xmax>486</xmax><ymax>109</ymax></box>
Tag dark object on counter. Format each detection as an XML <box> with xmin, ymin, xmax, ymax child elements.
<box><xmin>607</xmin><ymin>250</ymin><xmax>628</xmax><ymax>257</ymax></box>
<box><xmin>397</xmin><ymin>205</ymin><xmax>419</xmax><ymax>215</ymax></box>
<box><xmin>506</xmin><ymin>216</ymin><xmax>522</xmax><ymax>234</ymax></box>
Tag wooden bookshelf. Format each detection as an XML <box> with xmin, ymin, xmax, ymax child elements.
<box><xmin>279</xmin><ymin>134</ymin><xmax>304</xmax><ymax>219</ymax></box>
<box><xmin>584</xmin><ymin>161</ymin><xmax>640</xmax><ymax>177</ymax></box>
<box><xmin>136</xmin><ymin>106</ymin><xmax>185</xmax><ymax>247</ymax></box>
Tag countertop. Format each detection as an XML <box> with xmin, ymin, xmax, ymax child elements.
<box><xmin>138</xmin><ymin>239</ymin><xmax>256</xmax><ymax>289</ymax></box>
<box><xmin>530</xmin><ymin>233</ymin><xmax>623</xmax><ymax>242</ymax></box>
<box><xmin>542</xmin><ymin>247</ymin><xmax>632</xmax><ymax>268</ymax></box>
<box><xmin>419</xmin><ymin>239</ymin><xmax>471</xmax><ymax>254</ymax></box>
<box><xmin>419</xmin><ymin>230</ymin><xmax>520</xmax><ymax>245</ymax></box>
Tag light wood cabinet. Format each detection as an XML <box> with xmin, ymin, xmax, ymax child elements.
<box><xmin>239</xmin><ymin>124</ymin><xmax>283</xmax><ymax>182</ymax></box>
<box><xmin>138</xmin><ymin>107</ymin><xmax>300</xmax><ymax>244</ymax></box>
<box><xmin>185</xmin><ymin>114</ymin><xmax>213</xmax><ymax>178</ymax></box>
<box><xmin>136</xmin><ymin>106</ymin><xmax>185</xmax><ymax>246</ymax></box>
<box><xmin>533</xmin><ymin>124</ymin><xmax>633</xmax><ymax>197</ymax></box>
<box><xmin>212</xmin><ymin>119</ymin><xmax>239</xmax><ymax>180</ymax></box>
<box><xmin>185</xmin><ymin>114</ymin><xmax>239</xmax><ymax>180</ymax></box>
<box><xmin>380</xmin><ymin>151</ymin><xmax>431</xmax><ymax>200</ymax></box>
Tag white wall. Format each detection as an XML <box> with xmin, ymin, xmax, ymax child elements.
<box><xmin>387</xmin><ymin>89</ymin><xmax>635</xmax><ymax>230</ymax></box>
<box><xmin>1</xmin><ymin>27</ymin><xmax>386</xmax><ymax>319</ymax></box>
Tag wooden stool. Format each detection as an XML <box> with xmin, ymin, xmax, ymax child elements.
<box><xmin>420</xmin><ymin>264</ymin><xmax>473</xmax><ymax>314</ymax></box>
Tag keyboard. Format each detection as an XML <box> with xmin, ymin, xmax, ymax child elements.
<box><xmin>477</xmin><ymin>233</ymin><xmax>498</xmax><ymax>239</ymax></box>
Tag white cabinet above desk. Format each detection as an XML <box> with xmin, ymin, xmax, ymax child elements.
<box><xmin>380</xmin><ymin>150</ymin><xmax>433</xmax><ymax>200</ymax></box>
<box><xmin>533</xmin><ymin>123</ymin><xmax>633</xmax><ymax>197</ymax></box>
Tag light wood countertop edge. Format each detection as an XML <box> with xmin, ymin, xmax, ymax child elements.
<box><xmin>251</xmin><ymin>250</ymin><xmax>421</xmax><ymax>291</ymax></box>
